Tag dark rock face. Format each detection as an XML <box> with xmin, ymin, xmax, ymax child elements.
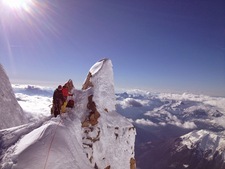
<box><xmin>85</xmin><ymin>95</ymin><xmax>100</xmax><ymax>126</ymax></box>
<box><xmin>82</xmin><ymin>72</ymin><xmax>93</xmax><ymax>90</ymax></box>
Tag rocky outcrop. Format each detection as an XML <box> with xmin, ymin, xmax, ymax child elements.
<box><xmin>82</xmin><ymin>72</ymin><xmax>93</xmax><ymax>90</ymax></box>
<box><xmin>81</xmin><ymin>59</ymin><xmax>136</xmax><ymax>169</ymax></box>
<box><xmin>82</xmin><ymin>95</ymin><xmax>100</xmax><ymax>127</ymax></box>
<box><xmin>130</xmin><ymin>158</ymin><xmax>136</xmax><ymax>169</ymax></box>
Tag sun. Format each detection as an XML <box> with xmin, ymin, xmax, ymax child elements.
<box><xmin>2</xmin><ymin>0</ymin><xmax>33</xmax><ymax>10</ymax></box>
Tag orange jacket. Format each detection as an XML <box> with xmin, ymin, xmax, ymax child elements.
<box><xmin>62</xmin><ymin>87</ymin><xmax>69</xmax><ymax>97</ymax></box>
<box><xmin>62</xmin><ymin>86</ymin><xmax>73</xmax><ymax>97</ymax></box>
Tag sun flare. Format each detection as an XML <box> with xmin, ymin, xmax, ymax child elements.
<box><xmin>2</xmin><ymin>0</ymin><xmax>33</xmax><ymax>10</ymax></box>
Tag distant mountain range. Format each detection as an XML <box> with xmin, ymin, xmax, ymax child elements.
<box><xmin>116</xmin><ymin>92</ymin><xmax>225</xmax><ymax>169</ymax></box>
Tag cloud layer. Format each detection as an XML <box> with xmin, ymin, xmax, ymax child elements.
<box><xmin>13</xmin><ymin>85</ymin><xmax>225</xmax><ymax>130</ymax></box>
<box><xmin>116</xmin><ymin>89</ymin><xmax>225</xmax><ymax>130</ymax></box>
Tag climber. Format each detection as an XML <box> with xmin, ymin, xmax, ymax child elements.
<box><xmin>62</xmin><ymin>83</ymin><xmax>73</xmax><ymax>100</ymax></box>
<box><xmin>52</xmin><ymin>85</ymin><xmax>64</xmax><ymax>117</ymax></box>
<box><xmin>61</xmin><ymin>80</ymin><xmax>75</xmax><ymax>112</ymax></box>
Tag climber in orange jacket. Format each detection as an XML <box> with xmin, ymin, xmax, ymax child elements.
<box><xmin>62</xmin><ymin>83</ymin><xmax>73</xmax><ymax>99</ymax></box>
<box><xmin>61</xmin><ymin>82</ymin><xmax>74</xmax><ymax>112</ymax></box>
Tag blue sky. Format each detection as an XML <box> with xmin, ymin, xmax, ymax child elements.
<box><xmin>0</xmin><ymin>0</ymin><xmax>224</xmax><ymax>96</ymax></box>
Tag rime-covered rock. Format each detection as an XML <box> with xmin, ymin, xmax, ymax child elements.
<box><xmin>81</xmin><ymin>59</ymin><xmax>136</xmax><ymax>169</ymax></box>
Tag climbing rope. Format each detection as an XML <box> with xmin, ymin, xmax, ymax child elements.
<box><xmin>43</xmin><ymin>120</ymin><xmax>62</xmax><ymax>169</ymax></box>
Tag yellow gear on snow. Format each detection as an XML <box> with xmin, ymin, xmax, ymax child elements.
<box><xmin>61</xmin><ymin>101</ymin><xmax>67</xmax><ymax>113</ymax></box>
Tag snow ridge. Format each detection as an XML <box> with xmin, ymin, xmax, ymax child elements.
<box><xmin>0</xmin><ymin>59</ymin><xmax>136</xmax><ymax>169</ymax></box>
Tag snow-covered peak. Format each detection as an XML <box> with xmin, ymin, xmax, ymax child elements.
<box><xmin>81</xmin><ymin>58</ymin><xmax>136</xmax><ymax>168</ymax></box>
<box><xmin>83</xmin><ymin>58</ymin><xmax>116</xmax><ymax>113</ymax></box>
<box><xmin>89</xmin><ymin>59</ymin><xmax>105</xmax><ymax>76</ymax></box>
<box><xmin>178</xmin><ymin>130</ymin><xmax>225</xmax><ymax>161</ymax></box>
<box><xmin>0</xmin><ymin>64</ymin><xmax>28</xmax><ymax>129</ymax></box>
<box><xmin>91</xmin><ymin>59</ymin><xmax>116</xmax><ymax>113</ymax></box>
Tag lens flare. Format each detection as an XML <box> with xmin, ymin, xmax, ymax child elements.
<box><xmin>1</xmin><ymin>0</ymin><xmax>62</xmax><ymax>66</ymax></box>
<box><xmin>2</xmin><ymin>0</ymin><xmax>33</xmax><ymax>11</ymax></box>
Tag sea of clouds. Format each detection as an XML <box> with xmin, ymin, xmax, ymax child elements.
<box><xmin>12</xmin><ymin>84</ymin><xmax>54</xmax><ymax>120</ymax></box>
<box><xmin>12</xmin><ymin>84</ymin><xmax>225</xmax><ymax>129</ymax></box>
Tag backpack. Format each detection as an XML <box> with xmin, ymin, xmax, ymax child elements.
<box><xmin>66</xmin><ymin>100</ymin><xmax>75</xmax><ymax>108</ymax></box>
